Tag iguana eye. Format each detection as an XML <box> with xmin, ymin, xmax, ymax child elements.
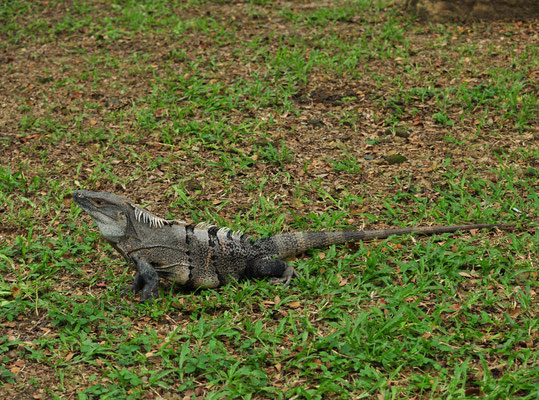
<box><xmin>91</xmin><ymin>199</ymin><xmax>105</xmax><ymax>207</ymax></box>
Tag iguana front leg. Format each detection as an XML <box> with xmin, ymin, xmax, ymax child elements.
<box><xmin>125</xmin><ymin>271</ymin><xmax>144</xmax><ymax>293</ymax></box>
<box><xmin>125</xmin><ymin>256</ymin><xmax>159</xmax><ymax>302</ymax></box>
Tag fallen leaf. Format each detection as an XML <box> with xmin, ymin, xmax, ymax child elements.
<box><xmin>11</xmin><ymin>286</ymin><xmax>20</xmax><ymax>298</ymax></box>
<box><xmin>10</xmin><ymin>366</ymin><xmax>21</xmax><ymax>374</ymax></box>
<box><xmin>287</xmin><ymin>301</ymin><xmax>301</xmax><ymax>309</ymax></box>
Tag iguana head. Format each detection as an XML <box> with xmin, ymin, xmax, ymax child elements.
<box><xmin>73</xmin><ymin>190</ymin><xmax>132</xmax><ymax>243</ymax></box>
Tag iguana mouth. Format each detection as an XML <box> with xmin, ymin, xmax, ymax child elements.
<box><xmin>72</xmin><ymin>192</ymin><xmax>104</xmax><ymax>223</ymax></box>
<box><xmin>72</xmin><ymin>191</ymin><xmax>95</xmax><ymax>210</ymax></box>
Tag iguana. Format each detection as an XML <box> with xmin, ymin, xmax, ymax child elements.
<box><xmin>73</xmin><ymin>190</ymin><xmax>513</xmax><ymax>302</ymax></box>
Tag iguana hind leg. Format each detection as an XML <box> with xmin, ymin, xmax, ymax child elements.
<box><xmin>247</xmin><ymin>257</ymin><xmax>300</xmax><ymax>287</ymax></box>
<box><xmin>269</xmin><ymin>265</ymin><xmax>300</xmax><ymax>288</ymax></box>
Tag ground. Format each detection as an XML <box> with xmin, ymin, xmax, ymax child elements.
<box><xmin>0</xmin><ymin>1</ymin><xmax>537</xmax><ymax>399</ymax></box>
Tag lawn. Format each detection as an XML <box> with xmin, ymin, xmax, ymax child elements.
<box><xmin>0</xmin><ymin>0</ymin><xmax>537</xmax><ymax>399</ymax></box>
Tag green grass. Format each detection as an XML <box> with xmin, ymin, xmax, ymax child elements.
<box><xmin>0</xmin><ymin>0</ymin><xmax>537</xmax><ymax>398</ymax></box>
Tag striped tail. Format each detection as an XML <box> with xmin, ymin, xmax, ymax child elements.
<box><xmin>271</xmin><ymin>223</ymin><xmax>513</xmax><ymax>259</ymax></box>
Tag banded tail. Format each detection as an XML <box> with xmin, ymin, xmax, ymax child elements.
<box><xmin>271</xmin><ymin>223</ymin><xmax>513</xmax><ymax>259</ymax></box>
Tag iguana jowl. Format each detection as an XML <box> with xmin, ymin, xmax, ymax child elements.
<box><xmin>73</xmin><ymin>190</ymin><xmax>513</xmax><ymax>302</ymax></box>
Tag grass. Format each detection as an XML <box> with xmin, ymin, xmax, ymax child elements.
<box><xmin>0</xmin><ymin>0</ymin><xmax>537</xmax><ymax>399</ymax></box>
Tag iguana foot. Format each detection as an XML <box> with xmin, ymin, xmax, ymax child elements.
<box><xmin>140</xmin><ymin>284</ymin><xmax>159</xmax><ymax>302</ymax></box>
<box><xmin>119</xmin><ymin>285</ymin><xmax>136</xmax><ymax>297</ymax></box>
<box><xmin>119</xmin><ymin>270</ymin><xmax>145</xmax><ymax>298</ymax></box>
<box><xmin>270</xmin><ymin>265</ymin><xmax>300</xmax><ymax>288</ymax></box>
<box><xmin>119</xmin><ymin>283</ymin><xmax>158</xmax><ymax>302</ymax></box>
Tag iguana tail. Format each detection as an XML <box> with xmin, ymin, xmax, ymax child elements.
<box><xmin>270</xmin><ymin>223</ymin><xmax>513</xmax><ymax>259</ymax></box>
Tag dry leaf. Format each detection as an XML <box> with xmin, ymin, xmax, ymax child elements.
<box><xmin>10</xmin><ymin>366</ymin><xmax>21</xmax><ymax>374</ymax></box>
<box><xmin>509</xmin><ymin>309</ymin><xmax>521</xmax><ymax>319</ymax></box>
<box><xmin>338</xmin><ymin>276</ymin><xmax>348</xmax><ymax>286</ymax></box>
<box><xmin>11</xmin><ymin>286</ymin><xmax>20</xmax><ymax>298</ymax></box>
<box><xmin>287</xmin><ymin>301</ymin><xmax>301</xmax><ymax>309</ymax></box>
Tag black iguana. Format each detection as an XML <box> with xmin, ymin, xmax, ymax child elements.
<box><xmin>73</xmin><ymin>190</ymin><xmax>513</xmax><ymax>302</ymax></box>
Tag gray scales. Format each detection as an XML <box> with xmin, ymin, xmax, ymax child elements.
<box><xmin>73</xmin><ymin>190</ymin><xmax>514</xmax><ymax>302</ymax></box>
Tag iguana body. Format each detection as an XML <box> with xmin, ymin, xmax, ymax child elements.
<box><xmin>73</xmin><ymin>190</ymin><xmax>513</xmax><ymax>301</ymax></box>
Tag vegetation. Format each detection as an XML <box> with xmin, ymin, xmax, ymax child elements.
<box><xmin>0</xmin><ymin>0</ymin><xmax>537</xmax><ymax>398</ymax></box>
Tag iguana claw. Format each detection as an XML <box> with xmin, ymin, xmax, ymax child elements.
<box><xmin>270</xmin><ymin>266</ymin><xmax>300</xmax><ymax>288</ymax></box>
